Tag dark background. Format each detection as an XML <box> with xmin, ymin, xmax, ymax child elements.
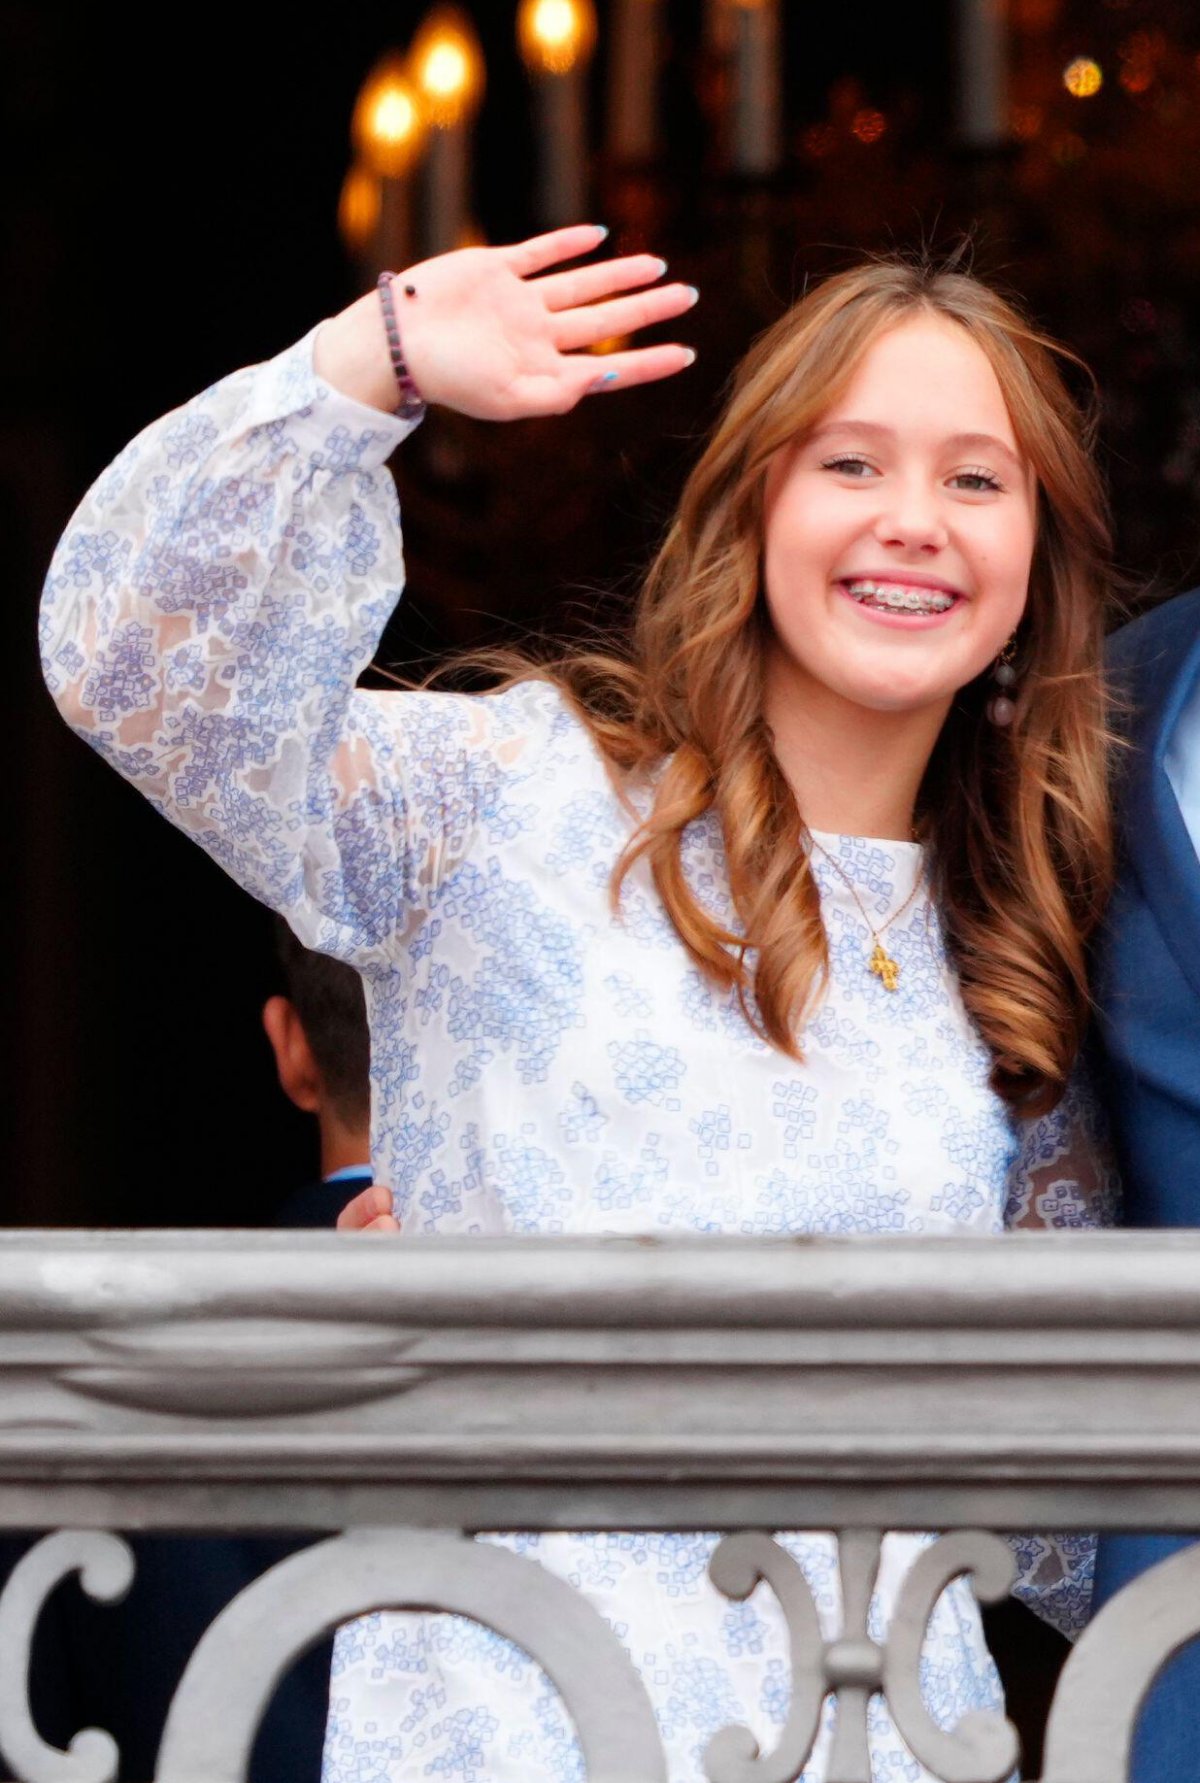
<box><xmin>6</xmin><ymin>0</ymin><xmax>1200</xmax><ymax>1226</ymax></box>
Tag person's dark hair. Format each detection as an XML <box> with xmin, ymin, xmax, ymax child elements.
<box><xmin>272</xmin><ymin>918</ymin><xmax>370</xmax><ymax>1125</ymax></box>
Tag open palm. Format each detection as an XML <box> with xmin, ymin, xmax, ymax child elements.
<box><xmin>394</xmin><ymin>223</ymin><xmax>698</xmax><ymax>421</ymax></box>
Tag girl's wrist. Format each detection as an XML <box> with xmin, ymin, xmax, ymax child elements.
<box><xmin>313</xmin><ymin>290</ymin><xmax>410</xmax><ymax>417</ymax></box>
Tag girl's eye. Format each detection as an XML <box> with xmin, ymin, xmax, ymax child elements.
<box><xmin>820</xmin><ymin>454</ymin><xmax>876</xmax><ymax>478</ymax></box>
<box><xmin>952</xmin><ymin>467</ymin><xmax>1003</xmax><ymax>492</ymax></box>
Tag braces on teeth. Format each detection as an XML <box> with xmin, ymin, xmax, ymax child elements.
<box><xmin>844</xmin><ymin>579</ymin><xmax>955</xmax><ymax>613</ymax></box>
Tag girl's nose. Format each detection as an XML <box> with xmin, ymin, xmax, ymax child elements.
<box><xmin>871</xmin><ymin>488</ymin><xmax>949</xmax><ymax>553</ymax></box>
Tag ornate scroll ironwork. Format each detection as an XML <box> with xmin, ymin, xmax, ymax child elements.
<box><xmin>1</xmin><ymin>1519</ymin><xmax>1200</xmax><ymax>1782</ymax></box>
<box><xmin>705</xmin><ymin>1530</ymin><xmax>827</xmax><ymax>1783</ymax></box>
<box><xmin>704</xmin><ymin>1529</ymin><xmax>1020</xmax><ymax>1783</ymax></box>
<box><xmin>885</xmin><ymin>1531</ymin><xmax>1020</xmax><ymax>1783</ymax></box>
<box><xmin>0</xmin><ymin>1528</ymin><xmax>666</xmax><ymax>1783</ymax></box>
<box><xmin>0</xmin><ymin>1530</ymin><xmax>133</xmax><ymax>1783</ymax></box>
<box><xmin>0</xmin><ymin>1524</ymin><xmax>1029</xmax><ymax>1783</ymax></box>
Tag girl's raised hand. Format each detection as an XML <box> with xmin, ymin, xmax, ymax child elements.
<box><xmin>391</xmin><ymin>223</ymin><xmax>698</xmax><ymax>420</ymax></box>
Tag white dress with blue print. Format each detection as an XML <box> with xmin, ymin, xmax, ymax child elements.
<box><xmin>39</xmin><ymin>321</ymin><xmax>1118</xmax><ymax>1783</ymax></box>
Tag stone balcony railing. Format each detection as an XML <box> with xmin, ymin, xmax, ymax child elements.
<box><xmin>1</xmin><ymin>1229</ymin><xmax>1199</xmax><ymax>1783</ymax></box>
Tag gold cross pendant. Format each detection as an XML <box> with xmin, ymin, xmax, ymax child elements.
<box><xmin>869</xmin><ymin>939</ymin><xmax>901</xmax><ymax>992</ymax></box>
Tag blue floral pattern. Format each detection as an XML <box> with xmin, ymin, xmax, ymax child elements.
<box><xmin>39</xmin><ymin>321</ymin><xmax>1118</xmax><ymax>1782</ymax></box>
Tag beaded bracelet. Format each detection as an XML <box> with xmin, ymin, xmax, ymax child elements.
<box><xmin>376</xmin><ymin>271</ymin><xmax>427</xmax><ymax>421</ymax></box>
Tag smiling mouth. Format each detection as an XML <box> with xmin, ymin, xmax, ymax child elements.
<box><xmin>840</xmin><ymin>577</ymin><xmax>962</xmax><ymax>616</ymax></box>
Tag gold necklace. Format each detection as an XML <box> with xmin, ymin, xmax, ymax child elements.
<box><xmin>806</xmin><ymin>833</ymin><xmax>926</xmax><ymax>993</ymax></box>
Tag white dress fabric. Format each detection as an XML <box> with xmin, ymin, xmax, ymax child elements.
<box><xmin>38</xmin><ymin>321</ymin><xmax>1118</xmax><ymax>1783</ymax></box>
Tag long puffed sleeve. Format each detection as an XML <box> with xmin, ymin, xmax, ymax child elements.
<box><xmin>38</xmin><ymin>323</ymin><xmax>542</xmax><ymax>969</ymax></box>
<box><xmin>998</xmin><ymin>1061</ymin><xmax>1123</xmax><ymax>1641</ymax></box>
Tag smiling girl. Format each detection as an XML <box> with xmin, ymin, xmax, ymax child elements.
<box><xmin>40</xmin><ymin>228</ymin><xmax>1118</xmax><ymax>1781</ymax></box>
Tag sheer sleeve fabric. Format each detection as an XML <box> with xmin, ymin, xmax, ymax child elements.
<box><xmin>38</xmin><ymin>322</ymin><xmax>546</xmax><ymax>968</ymax></box>
<box><xmin>1000</xmin><ymin>1061</ymin><xmax>1123</xmax><ymax>1641</ymax></box>
<box><xmin>1003</xmin><ymin>1062</ymin><xmax>1122</xmax><ymax>1233</ymax></box>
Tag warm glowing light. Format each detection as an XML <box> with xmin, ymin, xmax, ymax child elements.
<box><xmin>851</xmin><ymin>108</ymin><xmax>887</xmax><ymax>144</ymax></box>
<box><xmin>427</xmin><ymin>42</ymin><xmax>467</xmax><ymax>97</ymax></box>
<box><xmin>1063</xmin><ymin>57</ymin><xmax>1103</xmax><ymax>98</ymax></box>
<box><xmin>410</xmin><ymin>8</ymin><xmax>486</xmax><ymax>127</ymax></box>
<box><xmin>337</xmin><ymin>163</ymin><xmax>381</xmax><ymax>255</ymax></box>
<box><xmin>517</xmin><ymin>0</ymin><xmax>598</xmax><ymax>76</ymax></box>
<box><xmin>1118</xmin><ymin>28</ymin><xmax>1163</xmax><ymax>94</ymax></box>
<box><xmin>351</xmin><ymin>54</ymin><xmax>428</xmax><ymax>177</ymax></box>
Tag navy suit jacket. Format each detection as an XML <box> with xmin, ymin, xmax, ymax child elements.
<box><xmin>1094</xmin><ymin>586</ymin><xmax>1200</xmax><ymax>1222</ymax></box>
<box><xmin>1091</xmin><ymin>586</ymin><xmax>1200</xmax><ymax>1778</ymax></box>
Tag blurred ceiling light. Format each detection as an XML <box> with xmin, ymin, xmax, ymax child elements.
<box><xmin>1118</xmin><ymin>28</ymin><xmax>1163</xmax><ymax>94</ymax></box>
<box><xmin>517</xmin><ymin>0</ymin><xmax>598</xmax><ymax>77</ymax></box>
<box><xmin>851</xmin><ymin>108</ymin><xmax>887</xmax><ymax>144</ymax></box>
<box><xmin>352</xmin><ymin>53</ymin><xmax>428</xmax><ymax>177</ymax></box>
<box><xmin>1063</xmin><ymin>57</ymin><xmax>1103</xmax><ymax>98</ymax></box>
<box><xmin>410</xmin><ymin>7</ymin><xmax>486</xmax><ymax>127</ymax></box>
<box><xmin>337</xmin><ymin>163</ymin><xmax>382</xmax><ymax>255</ymax></box>
<box><xmin>1119</xmin><ymin>63</ymin><xmax>1153</xmax><ymax>93</ymax></box>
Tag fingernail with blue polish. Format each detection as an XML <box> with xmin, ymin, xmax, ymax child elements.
<box><xmin>593</xmin><ymin>224</ymin><xmax>610</xmax><ymax>238</ymax></box>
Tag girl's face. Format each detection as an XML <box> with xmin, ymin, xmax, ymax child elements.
<box><xmin>761</xmin><ymin>313</ymin><xmax>1037</xmax><ymax>723</ymax></box>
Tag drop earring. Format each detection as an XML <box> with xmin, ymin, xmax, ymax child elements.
<box><xmin>987</xmin><ymin>638</ymin><xmax>1019</xmax><ymax>727</ymax></box>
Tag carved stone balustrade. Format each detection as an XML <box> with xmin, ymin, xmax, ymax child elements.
<box><xmin>1</xmin><ymin>1229</ymin><xmax>1199</xmax><ymax>1782</ymax></box>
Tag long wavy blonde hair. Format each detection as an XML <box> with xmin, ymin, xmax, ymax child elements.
<box><xmin>436</xmin><ymin>254</ymin><xmax>1119</xmax><ymax>1116</ymax></box>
